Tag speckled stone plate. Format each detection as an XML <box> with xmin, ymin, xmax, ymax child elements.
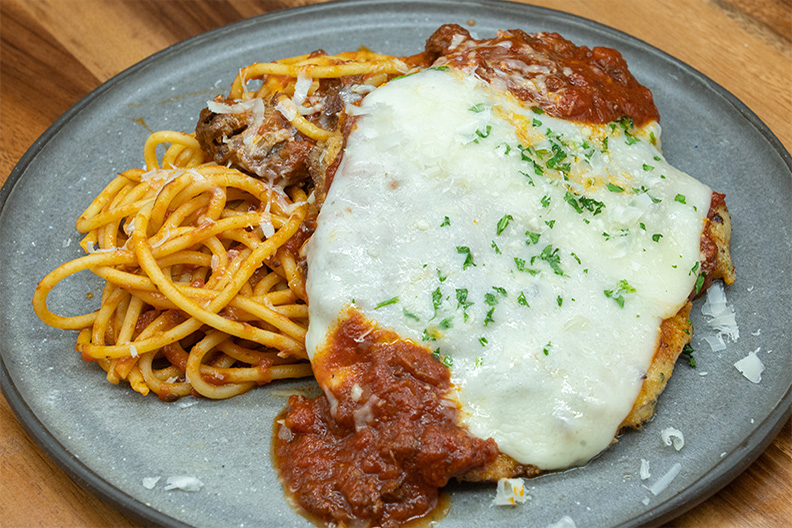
<box><xmin>1</xmin><ymin>1</ymin><xmax>790</xmax><ymax>527</ymax></box>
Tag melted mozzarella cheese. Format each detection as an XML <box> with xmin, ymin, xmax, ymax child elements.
<box><xmin>306</xmin><ymin>69</ymin><xmax>711</xmax><ymax>469</ymax></box>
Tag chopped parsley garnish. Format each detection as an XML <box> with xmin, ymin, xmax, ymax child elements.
<box><xmin>519</xmin><ymin>170</ymin><xmax>536</xmax><ymax>186</ymax></box>
<box><xmin>695</xmin><ymin>272</ymin><xmax>707</xmax><ymax>295</ymax></box>
<box><xmin>442</xmin><ymin>354</ymin><xmax>454</xmax><ymax>368</ymax></box>
<box><xmin>556</xmin><ymin>295</ymin><xmax>563</xmax><ymax>307</ymax></box>
<box><xmin>531</xmin><ymin>107</ymin><xmax>544</xmax><ymax>115</ymax></box>
<box><xmin>456</xmin><ymin>246</ymin><xmax>476</xmax><ymax>269</ymax></box>
<box><xmin>539</xmin><ymin>245</ymin><xmax>564</xmax><ymax>276</ymax></box>
<box><xmin>675</xmin><ymin>194</ymin><xmax>687</xmax><ymax>204</ymax></box>
<box><xmin>475</xmin><ymin>125</ymin><xmax>492</xmax><ymax>139</ymax></box>
<box><xmin>468</xmin><ymin>103</ymin><xmax>485</xmax><ymax>113</ymax></box>
<box><xmin>525</xmin><ymin>231</ymin><xmax>541</xmax><ymax>245</ymax></box>
<box><xmin>517</xmin><ymin>291</ymin><xmax>529</xmax><ymax>306</ymax></box>
<box><xmin>437</xmin><ymin>268</ymin><xmax>447</xmax><ymax>282</ymax></box>
<box><xmin>542</xmin><ymin>342</ymin><xmax>552</xmax><ymax>356</ymax></box>
<box><xmin>492</xmin><ymin>286</ymin><xmax>507</xmax><ymax>296</ymax></box>
<box><xmin>579</xmin><ymin>196</ymin><xmax>605</xmax><ymax>215</ymax></box>
<box><xmin>571</xmin><ymin>252</ymin><xmax>581</xmax><ymax>265</ymax></box>
<box><xmin>604</xmin><ymin>279</ymin><xmax>636</xmax><ymax>308</ymax></box>
<box><xmin>652</xmin><ymin>233</ymin><xmax>664</xmax><ymax>242</ymax></box>
<box><xmin>484</xmin><ymin>292</ymin><xmax>499</xmax><ymax>306</ymax></box>
<box><xmin>374</xmin><ymin>296</ymin><xmax>399</xmax><ymax>309</ymax></box>
<box><xmin>422</xmin><ymin>329</ymin><xmax>437</xmax><ymax>341</ymax></box>
<box><xmin>639</xmin><ymin>222</ymin><xmax>646</xmax><ymax>230</ymax></box>
<box><xmin>532</xmin><ymin>118</ymin><xmax>543</xmax><ymax>127</ymax></box>
<box><xmin>607</xmin><ymin>183</ymin><xmax>625</xmax><ymax>193</ymax></box>
<box><xmin>432</xmin><ymin>287</ymin><xmax>442</xmax><ymax>313</ymax></box>
<box><xmin>545</xmin><ymin>219</ymin><xmax>556</xmax><ymax>229</ymax></box>
<box><xmin>478</xmin><ymin>337</ymin><xmax>488</xmax><ymax>347</ymax></box>
<box><xmin>650</xmin><ymin>131</ymin><xmax>657</xmax><ymax>145</ymax></box>
<box><xmin>483</xmin><ymin>307</ymin><xmax>495</xmax><ymax>326</ymax></box>
<box><xmin>681</xmin><ymin>343</ymin><xmax>697</xmax><ymax>368</ymax></box>
<box><xmin>642</xmin><ymin>163</ymin><xmax>655</xmax><ymax>171</ymax></box>
<box><xmin>564</xmin><ymin>191</ymin><xmax>583</xmax><ymax>213</ymax></box>
<box><xmin>455</xmin><ymin>288</ymin><xmax>474</xmax><ymax>321</ymax></box>
<box><xmin>439</xmin><ymin>317</ymin><xmax>453</xmax><ymax>329</ymax></box>
<box><xmin>440</xmin><ymin>216</ymin><xmax>450</xmax><ymax>227</ymax></box>
<box><xmin>541</xmin><ymin>195</ymin><xmax>551</xmax><ymax>208</ymax></box>
<box><xmin>546</xmin><ymin>142</ymin><xmax>571</xmax><ymax>173</ymax></box>
<box><xmin>402</xmin><ymin>308</ymin><xmax>420</xmax><ymax>321</ymax></box>
<box><xmin>514</xmin><ymin>257</ymin><xmax>539</xmax><ymax>275</ymax></box>
<box><xmin>491</xmin><ymin>240</ymin><xmax>502</xmax><ymax>254</ymax></box>
<box><xmin>624</xmin><ymin>133</ymin><xmax>640</xmax><ymax>145</ymax></box>
<box><xmin>496</xmin><ymin>214</ymin><xmax>513</xmax><ymax>235</ymax></box>
<box><xmin>428</xmin><ymin>65</ymin><xmax>449</xmax><ymax>71</ymax></box>
<box><xmin>475</xmin><ymin>356</ymin><xmax>484</xmax><ymax>367</ymax></box>
<box><xmin>689</xmin><ymin>262</ymin><xmax>700</xmax><ymax>276</ymax></box>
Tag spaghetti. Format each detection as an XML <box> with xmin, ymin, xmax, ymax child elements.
<box><xmin>33</xmin><ymin>49</ymin><xmax>410</xmax><ymax>400</ymax></box>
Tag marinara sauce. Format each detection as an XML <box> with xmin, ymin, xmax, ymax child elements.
<box><xmin>424</xmin><ymin>24</ymin><xmax>660</xmax><ymax>127</ymax></box>
<box><xmin>274</xmin><ymin>310</ymin><xmax>498</xmax><ymax>527</ymax></box>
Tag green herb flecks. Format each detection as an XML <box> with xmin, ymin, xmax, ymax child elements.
<box><xmin>681</xmin><ymin>343</ymin><xmax>697</xmax><ymax>368</ymax></box>
<box><xmin>514</xmin><ymin>258</ymin><xmax>540</xmax><ymax>275</ymax></box>
<box><xmin>695</xmin><ymin>272</ymin><xmax>706</xmax><ymax>295</ymax></box>
<box><xmin>538</xmin><ymin>245</ymin><xmax>564</xmax><ymax>276</ymax></box>
<box><xmin>374</xmin><ymin>296</ymin><xmax>399</xmax><ymax>309</ymax></box>
<box><xmin>496</xmin><ymin>214</ymin><xmax>514</xmax><ymax>235</ymax></box>
<box><xmin>456</xmin><ymin>246</ymin><xmax>476</xmax><ymax>270</ymax></box>
<box><xmin>604</xmin><ymin>279</ymin><xmax>637</xmax><ymax>308</ymax></box>
<box><xmin>525</xmin><ymin>231</ymin><xmax>541</xmax><ymax>245</ymax></box>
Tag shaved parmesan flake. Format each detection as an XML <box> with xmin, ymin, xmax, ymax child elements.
<box><xmin>493</xmin><ymin>478</ymin><xmax>528</xmax><ymax>506</ymax></box>
<box><xmin>142</xmin><ymin>477</ymin><xmax>160</xmax><ymax>489</ymax></box>
<box><xmin>292</xmin><ymin>73</ymin><xmax>312</xmax><ymax>106</ymax></box>
<box><xmin>734</xmin><ymin>351</ymin><xmax>764</xmax><ymax>383</ymax></box>
<box><xmin>206</xmin><ymin>98</ymin><xmax>261</xmax><ymax>115</ymax></box>
<box><xmin>647</xmin><ymin>462</ymin><xmax>682</xmax><ymax>495</ymax></box>
<box><xmin>661</xmin><ymin>427</ymin><xmax>685</xmax><ymax>451</ymax></box>
<box><xmin>701</xmin><ymin>282</ymin><xmax>739</xmax><ymax>341</ymax></box>
<box><xmin>275</xmin><ymin>97</ymin><xmax>299</xmax><ymax>121</ymax></box>
<box><xmin>702</xmin><ymin>333</ymin><xmax>726</xmax><ymax>352</ymax></box>
<box><xmin>547</xmin><ymin>516</ymin><xmax>577</xmax><ymax>528</ymax></box>
<box><xmin>641</xmin><ymin>497</ymin><xmax>650</xmax><ymax>506</ymax></box>
<box><xmin>129</xmin><ymin>344</ymin><xmax>138</xmax><ymax>358</ymax></box>
<box><xmin>640</xmin><ymin>459</ymin><xmax>651</xmax><ymax>480</ymax></box>
<box><xmin>164</xmin><ymin>475</ymin><xmax>203</xmax><ymax>492</ymax></box>
<box><xmin>62</xmin><ymin>238</ymin><xmax>71</xmax><ymax>248</ymax></box>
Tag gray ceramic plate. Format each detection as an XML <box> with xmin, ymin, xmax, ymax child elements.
<box><xmin>1</xmin><ymin>1</ymin><xmax>790</xmax><ymax>527</ymax></box>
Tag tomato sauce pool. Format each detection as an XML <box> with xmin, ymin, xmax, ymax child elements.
<box><xmin>273</xmin><ymin>311</ymin><xmax>498</xmax><ymax>527</ymax></box>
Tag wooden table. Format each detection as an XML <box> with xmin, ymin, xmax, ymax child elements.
<box><xmin>1</xmin><ymin>1</ymin><xmax>790</xmax><ymax>526</ymax></box>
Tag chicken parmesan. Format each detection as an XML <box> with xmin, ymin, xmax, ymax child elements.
<box><xmin>273</xmin><ymin>25</ymin><xmax>735</xmax><ymax>527</ymax></box>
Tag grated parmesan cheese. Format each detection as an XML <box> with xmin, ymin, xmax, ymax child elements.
<box><xmin>164</xmin><ymin>475</ymin><xmax>204</xmax><ymax>492</ymax></box>
<box><xmin>547</xmin><ymin>516</ymin><xmax>577</xmax><ymax>528</ymax></box>
<box><xmin>701</xmin><ymin>282</ymin><xmax>739</xmax><ymax>344</ymax></box>
<box><xmin>734</xmin><ymin>350</ymin><xmax>764</xmax><ymax>383</ymax></box>
<box><xmin>493</xmin><ymin>478</ymin><xmax>528</xmax><ymax>506</ymax></box>
<box><xmin>640</xmin><ymin>458</ymin><xmax>651</xmax><ymax>480</ymax></box>
<box><xmin>661</xmin><ymin>427</ymin><xmax>685</xmax><ymax>451</ymax></box>
<box><xmin>647</xmin><ymin>462</ymin><xmax>682</xmax><ymax>495</ymax></box>
<box><xmin>142</xmin><ymin>476</ymin><xmax>160</xmax><ymax>489</ymax></box>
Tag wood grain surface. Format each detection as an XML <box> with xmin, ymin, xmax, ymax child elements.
<box><xmin>1</xmin><ymin>1</ymin><xmax>790</xmax><ymax>527</ymax></box>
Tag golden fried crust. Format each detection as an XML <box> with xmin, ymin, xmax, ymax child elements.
<box><xmin>459</xmin><ymin>202</ymin><xmax>735</xmax><ymax>482</ymax></box>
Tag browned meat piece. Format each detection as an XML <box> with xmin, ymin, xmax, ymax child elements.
<box><xmin>195</xmin><ymin>95</ymin><xmax>313</xmax><ymax>186</ymax></box>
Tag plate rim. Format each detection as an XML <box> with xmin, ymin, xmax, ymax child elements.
<box><xmin>1</xmin><ymin>1</ymin><xmax>790</xmax><ymax>527</ymax></box>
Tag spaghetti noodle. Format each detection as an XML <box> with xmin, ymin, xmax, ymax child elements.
<box><xmin>33</xmin><ymin>49</ymin><xmax>410</xmax><ymax>400</ymax></box>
